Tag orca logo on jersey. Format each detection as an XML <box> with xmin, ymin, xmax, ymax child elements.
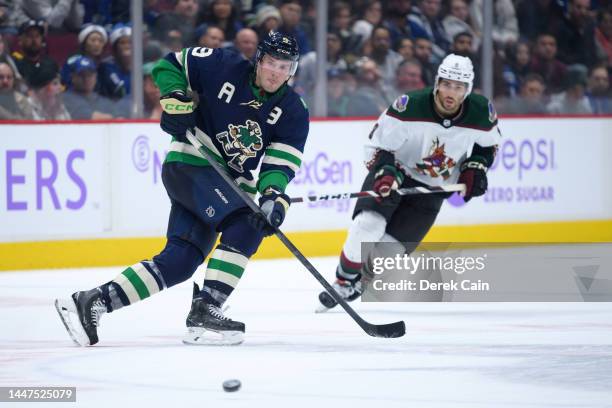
<box><xmin>415</xmin><ymin>137</ymin><xmax>457</xmax><ymax>180</ymax></box>
<box><xmin>216</xmin><ymin>120</ymin><xmax>264</xmax><ymax>172</ymax></box>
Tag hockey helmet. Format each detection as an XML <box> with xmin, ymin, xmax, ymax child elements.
<box><xmin>256</xmin><ymin>31</ymin><xmax>300</xmax><ymax>76</ymax></box>
<box><xmin>434</xmin><ymin>53</ymin><xmax>474</xmax><ymax>101</ymax></box>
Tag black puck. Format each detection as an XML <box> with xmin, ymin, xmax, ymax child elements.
<box><xmin>222</xmin><ymin>379</ymin><xmax>241</xmax><ymax>392</ymax></box>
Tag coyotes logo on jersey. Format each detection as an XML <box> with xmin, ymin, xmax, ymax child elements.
<box><xmin>415</xmin><ymin>138</ymin><xmax>456</xmax><ymax>180</ymax></box>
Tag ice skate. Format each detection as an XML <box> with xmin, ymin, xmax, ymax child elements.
<box><xmin>183</xmin><ymin>284</ymin><xmax>245</xmax><ymax>346</ymax></box>
<box><xmin>55</xmin><ymin>288</ymin><xmax>107</xmax><ymax>346</ymax></box>
<box><xmin>316</xmin><ymin>278</ymin><xmax>362</xmax><ymax>313</ymax></box>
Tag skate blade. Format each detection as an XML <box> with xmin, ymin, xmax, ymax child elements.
<box><xmin>182</xmin><ymin>327</ymin><xmax>244</xmax><ymax>346</ymax></box>
<box><xmin>54</xmin><ymin>298</ymin><xmax>90</xmax><ymax>347</ymax></box>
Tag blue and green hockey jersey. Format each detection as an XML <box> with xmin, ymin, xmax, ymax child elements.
<box><xmin>153</xmin><ymin>47</ymin><xmax>309</xmax><ymax>194</ymax></box>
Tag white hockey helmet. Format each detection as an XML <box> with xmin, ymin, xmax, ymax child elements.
<box><xmin>434</xmin><ymin>54</ymin><xmax>474</xmax><ymax>101</ymax></box>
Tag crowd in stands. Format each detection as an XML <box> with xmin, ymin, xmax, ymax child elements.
<box><xmin>0</xmin><ymin>0</ymin><xmax>611</xmax><ymax>120</ymax></box>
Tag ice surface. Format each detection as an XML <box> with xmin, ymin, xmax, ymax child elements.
<box><xmin>1</xmin><ymin>256</ymin><xmax>611</xmax><ymax>407</ymax></box>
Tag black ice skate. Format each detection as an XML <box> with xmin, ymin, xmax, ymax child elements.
<box><xmin>316</xmin><ymin>278</ymin><xmax>363</xmax><ymax>313</ymax></box>
<box><xmin>55</xmin><ymin>289</ymin><xmax>107</xmax><ymax>346</ymax></box>
<box><xmin>183</xmin><ymin>284</ymin><xmax>245</xmax><ymax>346</ymax></box>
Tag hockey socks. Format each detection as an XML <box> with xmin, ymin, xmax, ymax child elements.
<box><xmin>98</xmin><ymin>261</ymin><xmax>167</xmax><ymax>312</ymax></box>
<box><xmin>199</xmin><ymin>245</ymin><xmax>249</xmax><ymax>307</ymax></box>
<box><xmin>337</xmin><ymin>251</ymin><xmax>362</xmax><ymax>282</ymax></box>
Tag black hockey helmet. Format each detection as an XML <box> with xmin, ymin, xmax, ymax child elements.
<box><xmin>255</xmin><ymin>31</ymin><xmax>299</xmax><ymax>76</ymax></box>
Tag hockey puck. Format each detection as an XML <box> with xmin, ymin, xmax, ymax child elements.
<box><xmin>222</xmin><ymin>379</ymin><xmax>241</xmax><ymax>392</ymax></box>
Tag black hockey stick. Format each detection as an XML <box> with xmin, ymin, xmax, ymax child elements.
<box><xmin>185</xmin><ymin>129</ymin><xmax>405</xmax><ymax>339</ymax></box>
<box><xmin>289</xmin><ymin>184</ymin><xmax>466</xmax><ymax>204</ymax></box>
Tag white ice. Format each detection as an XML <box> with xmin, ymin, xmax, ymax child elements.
<box><xmin>1</xmin><ymin>256</ymin><xmax>611</xmax><ymax>408</ymax></box>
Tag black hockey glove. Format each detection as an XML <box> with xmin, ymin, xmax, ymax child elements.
<box><xmin>458</xmin><ymin>157</ymin><xmax>488</xmax><ymax>202</ymax></box>
<box><xmin>248</xmin><ymin>186</ymin><xmax>290</xmax><ymax>236</ymax></box>
<box><xmin>159</xmin><ymin>90</ymin><xmax>196</xmax><ymax>136</ymax></box>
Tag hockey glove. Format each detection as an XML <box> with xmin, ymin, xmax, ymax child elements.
<box><xmin>249</xmin><ymin>186</ymin><xmax>290</xmax><ymax>236</ymax></box>
<box><xmin>373</xmin><ymin>165</ymin><xmax>405</xmax><ymax>203</ymax></box>
<box><xmin>458</xmin><ymin>157</ymin><xmax>488</xmax><ymax>202</ymax></box>
<box><xmin>159</xmin><ymin>90</ymin><xmax>196</xmax><ymax>136</ymax></box>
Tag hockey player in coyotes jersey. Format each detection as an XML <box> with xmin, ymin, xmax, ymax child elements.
<box><xmin>55</xmin><ymin>31</ymin><xmax>309</xmax><ymax>346</ymax></box>
<box><xmin>318</xmin><ymin>54</ymin><xmax>501</xmax><ymax>310</ymax></box>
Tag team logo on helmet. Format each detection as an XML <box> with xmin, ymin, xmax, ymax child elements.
<box><xmin>393</xmin><ymin>95</ymin><xmax>409</xmax><ymax>112</ymax></box>
<box><xmin>216</xmin><ymin>120</ymin><xmax>263</xmax><ymax>172</ymax></box>
<box><xmin>415</xmin><ymin>138</ymin><xmax>456</xmax><ymax>180</ymax></box>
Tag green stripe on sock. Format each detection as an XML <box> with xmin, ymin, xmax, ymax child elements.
<box><xmin>207</xmin><ymin>259</ymin><xmax>245</xmax><ymax>278</ymax></box>
<box><xmin>265</xmin><ymin>149</ymin><xmax>302</xmax><ymax>167</ymax></box>
<box><xmin>122</xmin><ymin>267</ymin><xmax>151</xmax><ymax>300</ymax></box>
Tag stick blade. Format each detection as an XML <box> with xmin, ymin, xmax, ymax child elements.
<box><xmin>364</xmin><ymin>320</ymin><xmax>406</xmax><ymax>338</ymax></box>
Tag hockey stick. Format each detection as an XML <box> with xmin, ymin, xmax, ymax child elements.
<box><xmin>289</xmin><ymin>184</ymin><xmax>466</xmax><ymax>204</ymax></box>
<box><xmin>185</xmin><ymin>129</ymin><xmax>405</xmax><ymax>339</ymax></box>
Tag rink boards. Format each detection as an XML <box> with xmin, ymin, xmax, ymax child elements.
<box><xmin>1</xmin><ymin>116</ymin><xmax>611</xmax><ymax>270</ymax></box>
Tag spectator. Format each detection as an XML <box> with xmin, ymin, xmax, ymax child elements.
<box><xmin>516</xmin><ymin>0</ymin><xmax>564</xmax><ymax>42</ymax></box>
<box><xmin>554</xmin><ymin>0</ymin><xmax>598</xmax><ymax>67</ymax></box>
<box><xmin>160</xmin><ymin>26</ymin><xmax>184</xmax><ymax>52</ymax></box>
<box><xmin>98</xmin><ymin>23</ymin><xmax>131</xmax><ymax>99</ymax></box>
<box><xmin>200</xmin><ymin>0</ymin><xmax>243</xmax><ymax>47</ymax></box>
<box><xmin>586</xmin><ymin>64</ymin><xmax>612</xmax><ymax>113</ymax></box>
<box><xmin>367</xmin><ymin>26</ymin><xmax>403</xmax><ymax>90</ymax></box>
<box><xmin>277</xmin><ymin>0</ymin><xmax>311</xmax><ymax>55</ymax></box>
<box><xmin>382</xmin><ymin>0</ymin><xmax>413</xmax><ymax>47</ymax></box>
<box><xmin>0</xmin><ymin>33</ymin><xmax>23</xmax><ymax>89</ymax></box>
<box><xmin>60</xmin><ymin>24</ymin><xmax>108</xmax><ymax>88</ymax></box>
<box><xmin>395</xmin><ymin>37</ymin><xmax>414</xmax><ymax>61</ymax></box>
<box><xmin>0</xmin><ymin>61</ymin><xmax>34</xmax><ymax>119</ymax></box>
<box><xmin>26</xmin><ymin>61</ymin><xmax>70</xmax><ymax>120</ymax></box>
<box><xmin>529</xmin><ymin>33</ymin><xmax>567</xmax><ymax>94</ymax></box>
<box><xmin>252</xmin><ymin>5</ymin><xmax>281</xmax><ymax>41</ymax></box>
<box><xmin>62</xmin><ymin>55</ymin><xmax>115</xmax><ymax>119</ymax></box>
<box><xmin>413</xmin><ymin>35</ymin><xmax>435</xmax><ymax>85</ymax></box>
<box><xmin>394</xmin><ymin>58</ymin><xmax>425</xmax><ymax>94</ymax></box>
<box><xmin>496</xmin><ymin>73</ymin><xmax>548</xmax><ymax>114</ymax></box>
<box><xmin>80</xmin><ymin>0</ymin><xmax>112</xmax><ymax>27</ymax></box>
<box><xmin>502</xmin><ymin>40</ymin><xmax>532</xmax><ymax>97</ymax></box>
<box><xmin>408</xmin><ymin>0</ymin><xmax>450</xmax><ymax>62</ymax></box>
<box><xmin>143</xmin><ymin>61</ymin><xmax>162</xmax><ymax>119</ymax></box>
<box><xmin>352</xmin><ymin>0</ymin><xmax>383</xmax><ymax>49</ymax></box>
<box><xmin>443</xmin><ymin>0</ymin><xmax>480</xmax><ymax>53</ymax></box>
<box><xmin>0</xmin><ymin>0</ymin><xmax>15</xmax><ymax>34</ymax></box>
<box><xmin>547</xmin><ymin>67</ymin><xmax>593</xmax><ymax>114</ymax></box>
<box><xmin>12</xmin><ymin>0</ymin><xmax>84</xmax><ymax>31</ymax></box>
<box><xmin>233</xmin><ymin>28</ymin><xmax>258</xmax><ymax>60</ymax></box>
<box><xmin>296</xmin><ymin>31</ymin><xmax>348</xmax><ymax>99</ymax></box>
<box><xmin>326</xmin><ymin>68</ymin><xmax>352</xmax><ymax>117</ymax></box>
<box><xmin>143</xmin><ymin>39</ymin><xmax>165</xmax><ymax>62</ymax></box>
<box><xmin>346</xmin><ymin>57</ymin><xmax>390</xmax><ymax>116</ymax></box>
<box><xmin>80</xmin><ymin>0</ymin><xmax>129</xmax><ymax>26</ymax></box>
<box><xmin>12</xmin><ymin>20</ymin><xmax>59</xmax><ymax>89</ymax></box>
<box><xmin>594</xmin><ymin>7</ymin><xmax>612</xmax><ymax>67</ymax></box>
<box><xmin>469</xmin><ymin>0</ymin><xmax>518</xmax><ymax>48</ymax></box>
<box><xmin>196</xmin><ymin>24</ymin><xmax>225</xmax><ymax>48</ymax></box>
<box><xmin>154</xmin><ymin>0</ymin><xmax>199</xmax><ymax>47</ymax></box>
<box><xmin>330</xmin><ymin>1</ymin><xmax>361</xmax><ymax>56</ymax></box>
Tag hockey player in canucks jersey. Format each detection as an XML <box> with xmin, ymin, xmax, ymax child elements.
<box><xmin>55</xmin><ymin>31</ymin><xmax>309</xmax><ymax>346</ymax></box>
<box><xmin>318</xmin><ymin>54</ymin><xmax>501</xmax><ymax>311</ymax></box>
